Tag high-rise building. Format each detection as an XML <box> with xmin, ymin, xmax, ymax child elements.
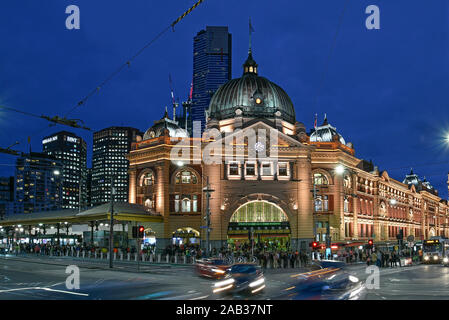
<box><xmin>42</xmin><ymin>131</ymin><xmax>87</xmax><ymax>210</ymax></box>
<box><xmin>14</xmin><ymin>152</ymin><xmax>63</xmax><ymax>214</ymax></box>
<box><xmin>0</xmin><ymin>176</ymin><xmax>14</xmax><ymax>217</ymax></box>
<box><xmin>92</xmin><ymin>127</ymin><xmax>142</xmax><ymax>205</ymax></box>
<box><xmin>192</xmin><ymin>26</ymin><xmax>232</xmax><ymax>133</ymax></box>
<box><xmin>86</xmin><ymin>168</ymin><xmax>92</xmax><ymax>207</ymax></box>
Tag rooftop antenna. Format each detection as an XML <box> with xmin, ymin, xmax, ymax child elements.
<box><xmin>169</xmin><ymin>73</ymin><xmax>178</xmax><ymax>122</ymax></box>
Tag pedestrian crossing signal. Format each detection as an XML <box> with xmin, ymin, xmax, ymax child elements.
<box><xmin>368</xmin><ymin>239</ymin><xmax>373</xmax><ymax>246</ymax></box>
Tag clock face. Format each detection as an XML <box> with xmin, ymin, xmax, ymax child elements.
<box><xmin>254</xmin><ymin>141</ymin><xmax>265</xmax><ymax>152</ymax></box>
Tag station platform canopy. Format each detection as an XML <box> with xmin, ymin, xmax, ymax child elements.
<box><xmin>0</xmin><ymin>203</ymin><xmax>163</xmax><ymax>226</ymax></box>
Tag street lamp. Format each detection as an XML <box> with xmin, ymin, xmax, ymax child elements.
<box><xmin>390</xmin><ymin>199</ymin><xmax>397</xmax><ymax>206</ymax></box>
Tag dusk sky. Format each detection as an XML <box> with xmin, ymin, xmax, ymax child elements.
<box><xmin>1</xmin><ymin>1</ymin><xmax>449</xmax><ymax>197</ymax></box>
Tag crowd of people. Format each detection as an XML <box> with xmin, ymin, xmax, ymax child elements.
<box><xmin>3</xmin><ymin>240</ymin><xmax>421</xmax><ymax>270</ymax></box>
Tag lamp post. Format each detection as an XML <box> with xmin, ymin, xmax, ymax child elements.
<box><xmin>203</xmin><ymin>176</ymin><xmax>214</xmax><ymax>257</ymax></box>
<box><xmin>109</xmin><ymin>175</ymin><xmax>116</xmax><ymax>268</ymax></box>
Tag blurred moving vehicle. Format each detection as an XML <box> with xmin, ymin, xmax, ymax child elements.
<box><xmin>442</xmin><ymin>255</ymin><xmax>449</xmax><ymax>266</ymax></box>
<box><xmin>0</xmin><ymin>244</ymin><xmax>9</xmax><ymax>255</ymax></box>
<box><xmin>212</xmin><ymin>263</ymin><xmax>265</xmax><ymax>296</ymax></box>
<box><xmin>273</xmin><ymin>260</ymin><xmax>366</xmax><ymax>300</ymax></box>
<box><xmin>195</xmin><ymin>258</ymin><xmax>230</xmax><ymax>279</ymax></box>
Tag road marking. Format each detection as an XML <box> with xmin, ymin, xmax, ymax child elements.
<box><xmin>0</xmin><ymin>286</ymin><xmax>89</xmax><ymax>296</ymax></box>
<box><xmin>190</xmin><ymin>295</ymin><xmax>209</xmax><ymax>300</ymax></box>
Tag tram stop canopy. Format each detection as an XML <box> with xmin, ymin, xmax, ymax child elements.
<box><xmin>0</xmin><ymin>203</ymin><xmax>163</xmax><ymax>227</ymax></box>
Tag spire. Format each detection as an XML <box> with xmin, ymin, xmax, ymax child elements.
<box><xmin>243</xmin><ymin>18</ymin><xmax>258</xmax><ymax>75</ymax></box>
<box><xmin>322</xmin><ymin>113</ymin><xmax>328</xmax><ymax>126</ymax></box>
<box><xmin>249</xmin><ymin>17</ymin><xmax>254</xmax><ymax>56</ymax></box>
<box><xmin>410</xmin><ymin>168</ymin><xmax>414</xmax><ymax>175</ymax></box>
<box><xmin>164</xmin><ymin>106</ymin><xmax>169</xmax><ymax>119</ymax></box>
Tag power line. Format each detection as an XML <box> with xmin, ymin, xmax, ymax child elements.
<box><xmin>64</xmin><ymin>0</ymin><xmax>206</xmax><ymax>118</ymax></box>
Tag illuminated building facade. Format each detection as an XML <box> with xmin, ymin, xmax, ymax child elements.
<box><xmin>14</xmin><ymin>152</ymin><xmax>63</xmax><ymax>214</ymax></box>
<box><xmin>42</xmin><ymin>131</ymin><xmax>87</xmax><ymax>210</ymax></box>
<box><xmin>91</xmin><ymin>126</ymin><xmax>142</xmax><ymax>206</ymax></box>
<box><xmin>127</xmin><ymin>45</ymin><xmax>449</xmax><ymax>252</ymax></box>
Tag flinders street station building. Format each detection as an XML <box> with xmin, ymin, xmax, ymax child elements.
<box><xmin>2</xmin><ymin>47</ymin><xmax>449</xmax><ymax>254</ymax></box>
<box><xmin>126</xmin><ymin>47</ymin><xmax>449</xmax><ymax>252</ymax></box>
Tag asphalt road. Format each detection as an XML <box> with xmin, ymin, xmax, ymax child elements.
<box><xmin>0</xmin><ymin>255</ymin><xmax>448</xmax><ymax>300</ymax></box>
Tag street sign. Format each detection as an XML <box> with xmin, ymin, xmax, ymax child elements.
<box><xmin>407</xmin><ymin>235</ymin><xmax>415</xmax><ymax>242</ymax></box>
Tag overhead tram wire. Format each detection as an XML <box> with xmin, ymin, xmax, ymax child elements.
<box><xmin>314</xmin><ymin>0</ymin><xmax>350</xmax><ymax>109</ymax></box>
<box><xmin>63</xmin><ymin>0</ymin><xmax>206</xmax><ymax>118</ymax></box>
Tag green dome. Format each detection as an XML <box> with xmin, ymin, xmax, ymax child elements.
<box><xmin>207</xmin><ymin>53</ymin><xmax>296</xmax><ymax>124</ymax></box>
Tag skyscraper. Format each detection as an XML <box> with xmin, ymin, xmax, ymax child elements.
<box><xmin>42</xmin><ymin>131</ymin><xmax>87</xmax><ymax>210</ymax></box>
<box><xmin>192</xmin><ymin>26</ymin><xmax>232</xmax><ymax>133</ymax></box>
<box><xmin>91</xmin><ymin>126</ymin><xmax>142</xmax><ymax>206</ymax></box>
<box><xmin>14</xmin><ymin>152</ymin><xmax>63</xmax><ymax>214</ymax></box>
<box><xmin>0</xmin><ymin>176</ymin><xmax>14</xmax><ymax>217</ymax></box>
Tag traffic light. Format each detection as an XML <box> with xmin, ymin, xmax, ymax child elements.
<box><xmin>138</xmin><ymin>226</ymin><xmax>145</xmax><ymax>238</ymax></box>
<box><xmin>368</xmin><ymin>239</ymin><xmax>373</xmax><ymax>246</ymax></box>
<box><xmin>132</xmin><ymin>226</ymin><xmax>137</xmax><ymax>238</ymax></box>
<box><xmin>312</xmin><ymin>241</ymin><xmax>319</xmax><ymax>249</ymax></box>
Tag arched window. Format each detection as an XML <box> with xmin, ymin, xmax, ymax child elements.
<box><xmin>175</xmin><ymin>170</ymin><xmax>198</xmax><ymax>184</ymax></box>
<box><xmin>140</xmin><ymin>171</ymin><xmax>154</xmax><ymax>187</ymax></box>
<box><xmin>230</xmin><ymin>201</ymin><xmax>288</xmax><ymax>223</ymax></box>
<box><xmin>313</xmin><ymin>173</ymin><xmax>328</xmax><ymax>185</ymax></box>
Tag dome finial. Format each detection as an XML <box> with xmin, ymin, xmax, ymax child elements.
<box><xmin>243</xmin><ymin>18</ymin><xmax>258</xmax><ymax>75</ymax></box>
<box><xmin>322</xmin><ymin>113</ymin><xmax>328</xmax><ymax>126</ymax></box>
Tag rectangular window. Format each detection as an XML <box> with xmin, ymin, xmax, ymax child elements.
<box><xmin>262</xmin><ymin>162</ymin><xmax>272</xmax><ymax>176</ymax></box>
<box><xmin>174</xmin><ymin>195</ymin><xmax>180</xmax><ymax>213</ymax></box>
<box><xmin>181</xmin><ymin>171</ymin><xmax>191</xmax><ymax>184</ymax></box>
<box><xmin>229</xmin><ymin>162</ymin><xmax>239</xmax><ymax>176</ymax></box>
<box><xmin>278</xmin><ymin>162</ymin><xmax>288</xmax><ymax>176</ymax></box>
<box><xmin>193</xmin><ymin>195</ymin><xmax>198</xmax><ymax>212</ymax></box>
<box><xmin>246</xmin><ymin>162</ymin><xmax>256</xmax><ymax>176</ymax></box>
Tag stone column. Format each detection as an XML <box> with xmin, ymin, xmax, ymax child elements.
<box><xmin>129</xmin><ymin>169</ymin><xmax>137</xmax><ymax>204</ymax></box>
<box><xmin>295</xmin><ymin>154</ymin><xmax>313</xmax><ymax>250</ymax></box>
<box><xmin>352</xmin><ymin>173</ymin><xmax>359</xmax><ymax>239</ymax></box>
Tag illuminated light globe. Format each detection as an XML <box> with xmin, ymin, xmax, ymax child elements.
<box><xmin>335</xmin><ymin>165</ymin><xmax>345</xmax><ymax>175</ymax></box>
<box><xmin>254</xmin><ymin>142</ymin><xmax>265</xmax><ymax>152</ymax></box>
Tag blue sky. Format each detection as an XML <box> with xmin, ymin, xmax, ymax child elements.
<box><xmin>1</xmin><ymin>0</ymin><xmax>449</xmax><ymax>197</ymax></box>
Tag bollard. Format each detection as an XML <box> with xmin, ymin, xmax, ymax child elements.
<box><xmin>192</xmin><ymin>257</ymin><xmax>196</xmax><ymax>264</ymax></box>
<box><xmin>150</xmin><ymin>254</ymin><xmax>154</xmax><ymax>263</ymax></box>
<box><xmin>94</xmin><ymin>252</ymin><xmax>97</xmax><ymax>259</ymax></box>
<box><xmin>88</xmin><ymin>251</ymin><xmax>91</xmax><ymax>259</ymax></box>
<box><xmin>157</xmin><ymin>254</ymin><xmax>161</xmax><ymax>263</ymax></box>
<box><xmin>120</xmin><ymin>252</ymin><xmax>123</xmax><ymax>261</ymax></box>
<box><xmin>142</xmin><ymin>254</ymin><xmax>145</xmax><ymax>262</ymax></box>
<box><xmin>113</xmin><ymin>252</ymin><xmax>116</xmax><ymax>260</ymax></box>
<box><xmin>107</xmin><ymin>252</ymin><xmax>110</xmax><ymax>260</ymax></box>
<box><xmin>127</xmin><ymin>252</ymin><xmax>130</xmax><ymax>261</ymax></box>
<box><xmin>66</xmin><ymin>250</ymin><xmax>69</xmax><ymax>257</ymax></box>
<box><xmin>174</xmin><ymin>255</ymin><xmax>178</xmax><ymax>264</ymax></box>
<box><xmin>100</xmin><ymin>252</ymin><xmax>103</xmax><ymax>259</ymax></box>
<box><xmin>82</xmin><ymin>251</ymin><xmax>85</xmax><ymax>259</ymax></box>
<box><xmin>166</xmin><ymin>254</ymin><xmax>169</xmax><ymax>263</ymax></box>
<box><xmin>183</xmin><ymin>256</ymin><xmax>186</xmax><ymax>264</ymax></box>
<box><xmin>76</xmin><ymin>251</ymin><xmax>80</xmax><ymax>258</ymax></box>
<box><xmin>135</xmin><ymin>253</ymin><xmax>138</xmax><ymax>262</ymax></box>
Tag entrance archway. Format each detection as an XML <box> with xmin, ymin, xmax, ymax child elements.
<box><xmin>227</xmin><ymin>200</ymin><xmax>290</xmax><ymax>249</ymax></box>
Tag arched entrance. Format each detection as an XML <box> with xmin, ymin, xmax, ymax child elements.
<box><xmin>227</xmin><ymin>200</ymin><xmax>290</xmax><ymax>249</ymax></box>
<box><xmin>172</xmin><ymin>227</ymin><xmax>200</xmax><ymax>245</ymax></box>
